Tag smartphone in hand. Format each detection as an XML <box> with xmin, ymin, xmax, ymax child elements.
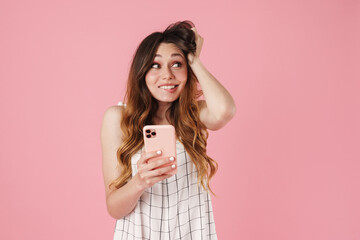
<box><xmin>143</xmin><ymin>125</ymin><xmax>177</xmax><ymax>175</ymax></box>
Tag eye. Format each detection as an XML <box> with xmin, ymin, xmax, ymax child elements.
<box><xmin>151</xmin><ymin>63</ymin><xmax>160</xmax><ymax>69</ymax></box>
<box><xmin>172</xmin><ymin>62</ymin><xmax>182</xmax><ymax>68</ymax></box>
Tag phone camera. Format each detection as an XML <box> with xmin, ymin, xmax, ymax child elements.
<box><xmin>151</xmin><ymin>131</ymin><xmax>156</xmax><ymax>136</ymax></box>
<box><xmin>146</xmin><ymin>134</ymin><xmax>151</xmax><ymax>138</ymax></box>
<box><xmin>145</xmin><ymin>129</ymin><xmax>151</xmax><ymax>133</ymax></box>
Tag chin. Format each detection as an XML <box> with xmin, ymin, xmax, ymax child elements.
<box><xmin>155</xmin><ymin>97</ymin><xmax>180</xmax><ymax>104</ymax></box>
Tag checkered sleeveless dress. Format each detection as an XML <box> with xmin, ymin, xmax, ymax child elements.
<box><xmin>113</xmin><ymin>101</ymin><xmax>217</xmax><ymax>240</ymax></box>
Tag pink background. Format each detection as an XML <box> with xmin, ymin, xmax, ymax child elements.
<box><xmin>1</xmin><ymin>0</ymin><xmax>359</xmax><ymax>239</ymax></box>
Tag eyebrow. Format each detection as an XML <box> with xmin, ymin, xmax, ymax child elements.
<box><xmin>155</xmin><ymin>53</ymin><xmax>184</xmax><ymax>59</ymax></box>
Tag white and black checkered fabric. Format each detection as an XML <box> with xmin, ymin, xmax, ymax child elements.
<box><xmin>113</xmin><ymin>104</ymin><xmax>217</xmax><ymax>239</ymax></box>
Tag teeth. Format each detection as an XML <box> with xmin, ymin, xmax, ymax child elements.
<box><xmin>159</xmin><ymin>85</ymin><xmax>176</xmax><ymax>89</ymax></box>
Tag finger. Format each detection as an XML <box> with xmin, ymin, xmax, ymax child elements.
<box><xmin>158</xmin><ymin>173</ymin><xmax>174</xmax><ymax>181</ymax></box>
<box><xmin>190</xmin><ymin>27</ymin><xmax>199</xmax><ymax>40</ymax></box>
<box><xmin>187</xmin><ymin>52</ymin><xmax>194</xmax><ymax>63</ymax></box>
<box><xmin>146</xmin><ymin>157</ymin><xmax>175</xmax><ymax>171</ymax></box>
<box><xmin>144</xmin><ymin>164</ymin><xmax>176</xmax><ymax>178</ymax></box>
<box><xmin>138</xmin><ymin>150</ymin><xmax>162</xmax><ymax>165</ymax></box>
<box><xmin>157</xmin><ymin>164</ymin><xmax>176</xmax><ymax>175</ymax></box>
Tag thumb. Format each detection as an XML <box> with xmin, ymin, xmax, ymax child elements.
<box><xmin>187</xmin><ymin>52</ymin><xmax>194</xmax><ymax>64</ymax></box>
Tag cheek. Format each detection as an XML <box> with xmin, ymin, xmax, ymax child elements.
<box><xmin>176</xmin><ymin>69</ymin><xmax>188</xmax><ymax>82</ymax></box>
<box><xmin>145</xmin><ymin>72</ymin><xmax>157</xmax><ymax>87</ymax></box>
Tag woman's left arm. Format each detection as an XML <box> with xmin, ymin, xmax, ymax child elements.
<box><xmin>188</xmin><ymin>28</ymin><xmax>236</xmax><ymax>130</ymax></box>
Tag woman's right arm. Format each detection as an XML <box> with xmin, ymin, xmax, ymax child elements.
<box><xmin>101</xmin><ymin>105</ymin><xmax>143</xmax><ymax>219</ymax></box>
<box><xmin>101</xmin><ymin>106</ymin><xmax>175</xmax><ymax>219</ymax></box>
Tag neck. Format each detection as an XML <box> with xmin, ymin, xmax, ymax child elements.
<box><xmin>153</xmin><ymin>101</ymin><xmax>172</xmax><ymax>125</ymax></box>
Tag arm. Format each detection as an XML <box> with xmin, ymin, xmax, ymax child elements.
<box><xmin>101</xmin><ymin>106</ymin><xmax>144</xmax><ymax>219</ymax></box>
<box><xmin>101</xmin><ymin>106</ymin><xmax>175</xmax><ymax>219</ymax></box>
<box><xmin>188</xmin><ymin>28</ymin><xmax>236</xmax><ymax>130</ymax></box>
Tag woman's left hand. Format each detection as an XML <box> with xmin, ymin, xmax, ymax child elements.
<box><xmin>187</xmin><ymin>27</ymin><xmax>204</xmax><ymax>64</ymax></box>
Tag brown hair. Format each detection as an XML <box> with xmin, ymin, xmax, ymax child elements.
<box><xmin>109</xmin><ymin>20</ymin><xmax>218</xmax><ymax>195</ymax></box>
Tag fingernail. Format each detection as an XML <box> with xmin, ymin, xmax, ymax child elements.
<box><xmin>169</xmin><ymin>157</ymin><xmax>175</xmax><ymax>161</ymax></box>
<box><xmin>156</xmin><ymin>150</ymin><xmax>161</xmax><ymax>155</ymax></box>
<box><xmin>171</xmin><ymin>164</ymin><xmax>176</xmax><ymax>169</ymax></box>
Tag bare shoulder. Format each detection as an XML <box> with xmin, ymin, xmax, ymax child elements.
<box><xmin>102</xmin><ymin>105</ymin><xmax>124</xmax><ymax>123</ymax></box>
<box><xmin>101</xmin><ymin>104</ymin><xmax>125</xmax><ymax>197</ymax></box>
<box><xmin>101</xmin><ymin>104</ymin><xmax>125</xmax><ymax>150</ymax></box>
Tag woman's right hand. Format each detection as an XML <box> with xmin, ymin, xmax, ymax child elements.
<box><xmin>133</xmin><ymin>150</ymin><xmax>176</xmax><ymax>191</ymax></box>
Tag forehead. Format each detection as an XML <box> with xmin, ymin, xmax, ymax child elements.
<box><xmin>155</xmin><ymin>43</ymin><xmax>184</xmax><ymax>58</ymax></box>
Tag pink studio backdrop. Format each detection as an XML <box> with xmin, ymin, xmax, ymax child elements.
<box><xmin>0</xmin><ymin>0</ymin><xmax>359</xmax><ymax>239</ymax></box>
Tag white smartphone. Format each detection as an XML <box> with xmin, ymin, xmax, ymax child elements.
<box><xmin>143</xmin><ymin>125</ymin><xmax>177</xmax><ymax>175</ymax></box>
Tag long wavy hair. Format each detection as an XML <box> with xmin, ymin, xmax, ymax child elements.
<box><xmin>109</xmin><ymin>20</ymin><xmax>218</xmax><ymax>195</ymax></box>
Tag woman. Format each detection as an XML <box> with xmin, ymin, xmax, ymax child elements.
<box><xmin>101</xmin><ymin>20</ymin><xmax>236</xmax><ymax>239</ymax></box>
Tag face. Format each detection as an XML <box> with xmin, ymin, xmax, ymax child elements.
<box><xmin>145</xmin><ymin>43</ymin><xmax>188</xmax><ymax>105</ymax></box>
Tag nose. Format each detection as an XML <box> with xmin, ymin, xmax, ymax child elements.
<box><xmin>161</xmin><ymin>66</ymin><xmax>174</xmax><ymax>80</ymax></box>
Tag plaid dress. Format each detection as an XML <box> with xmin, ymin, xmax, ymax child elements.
<box><xmin>113</xmin><ymin>102</ymin><xmax>217</xmax><ymax>240</ymax></box>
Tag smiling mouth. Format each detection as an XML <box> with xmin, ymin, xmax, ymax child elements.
<box><xmin>159</xmin><ymin>85</ymin><xmax>178</xmax><ymax>89</ymax></box>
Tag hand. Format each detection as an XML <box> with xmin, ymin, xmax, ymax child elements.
<box><xmin>134</xmin><ymin>150</ymin><xmax>176</xmax><ymax>190</ymax></box>
<box><xmin>187</xmin><ymin>27</ymin><xmax>204</xmax><ymax>64</ymax></box>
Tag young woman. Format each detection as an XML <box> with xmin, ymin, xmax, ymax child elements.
<box><xmin>101</xmin><ymin>20</ymin><xmax>236</xmax><ymax>240</ymax></box>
